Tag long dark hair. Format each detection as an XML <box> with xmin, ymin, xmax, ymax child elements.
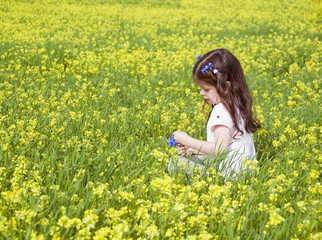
<box><xmin>193</xmin><ymin>49</ymin><xmax>261</xmax><ymax>136</ymax></box>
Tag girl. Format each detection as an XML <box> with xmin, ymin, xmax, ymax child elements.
<box><xmin>168</xmin><ymin>49</ymin><xmax>261</xmax><ymax>179</ymax></box>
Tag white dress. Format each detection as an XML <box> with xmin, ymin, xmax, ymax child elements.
<box><xmin>207</xmin><ymin>102</ymin><xmax>256</xmax><ymax>177</ymax></box>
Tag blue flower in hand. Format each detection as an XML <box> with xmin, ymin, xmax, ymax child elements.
<box><xmin>167</xmin><ymin>134</ymin><xmax>178</xmax><ymax>147</ymax></box>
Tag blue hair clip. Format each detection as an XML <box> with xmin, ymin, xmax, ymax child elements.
<box><xmin>202</xmin><ymin>62</ymin><xmax>216</xmax><ymax>74</ymax></box>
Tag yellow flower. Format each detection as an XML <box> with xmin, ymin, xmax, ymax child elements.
<box><xmin>83</xmin><ymin>209</ymin><xmax>98</xmax><ymax>229</ymax></box>
<box><xmin>197</xmin><ymin>230</ymin><xmax>213</xmax><ymax>240</ymax></box>
<box><xmin>146</xmin><ymin>224</ymin><xmax>159</xmax><ymax>238</ymax></box>
<box><xmin>272</xmin><ymin>140</ymin><xmax>280</xmax><ymax>147</ymax></box>
<box><xmin>267</xmin><ymin>210</ymin><xmax>285</xmax><ymax>227</ymax></box>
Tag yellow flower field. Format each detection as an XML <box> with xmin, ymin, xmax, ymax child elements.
<box><xmin>0</xmin><ymin>0</ymin><xmax>321</xmax><ymax>239</ymax></box>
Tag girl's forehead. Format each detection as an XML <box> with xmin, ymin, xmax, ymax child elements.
<box><xmin>197</xmin><ymin>81</ymin><xmax>214</xmax><ymax>88</ymax></box>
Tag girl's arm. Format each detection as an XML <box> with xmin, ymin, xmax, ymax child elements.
<box><xmin>173</xmin><ymin>126</ymin><xmax>231</xmax><ymax>157</ymax></box>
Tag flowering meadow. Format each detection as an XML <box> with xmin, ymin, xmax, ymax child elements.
<box><xmin>0</xmin><ymin>0</ymin><xmax>321</xmax><ymax>239</ymax></box>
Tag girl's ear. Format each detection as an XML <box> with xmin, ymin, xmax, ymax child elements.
<box><xmin>226</xmin><ymin>81</ymin><xmax>231</xmax><ymax>87</ymax></box>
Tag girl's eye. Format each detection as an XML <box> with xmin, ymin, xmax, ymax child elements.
<box><xmin>200</xmin><ymin>88</ymin><xmax>209</xmax><ymax>92</ymax></box>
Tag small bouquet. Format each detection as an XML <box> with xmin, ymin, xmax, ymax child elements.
<box><xmin>167</xmin><ymin>134</ymin><xmax>178</xmax><ymax>147</ymax></box>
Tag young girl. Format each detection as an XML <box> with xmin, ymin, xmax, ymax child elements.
<box><xmin>168</xmin><ymin>49</ymin><xmax>261</xmax><ymax>179</ymax></box>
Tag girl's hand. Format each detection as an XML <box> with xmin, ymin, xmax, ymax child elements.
<box><xmin>184</xmin><ymin>147</ymin><xmax>201</xmax><ymax>156</ymax></box>
<box><xmin>173</xmin><ymin>131</ymin><xmax>191</xmax><ymax>146</ymax></box>
<box><xmin>176</xmin><ymin>144</ymin><xmax>193</xmax><ymax>157</ymax></box>
<box><xmin>176</xmin><ymin>144</ymin><xmax>186</xmax><ymax>155</ymax></box>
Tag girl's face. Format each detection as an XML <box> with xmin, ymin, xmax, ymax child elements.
<box><xmin>198</xmin><ymin>82</ymin><xmax>221</xmax><ymax>105</ymax></box>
